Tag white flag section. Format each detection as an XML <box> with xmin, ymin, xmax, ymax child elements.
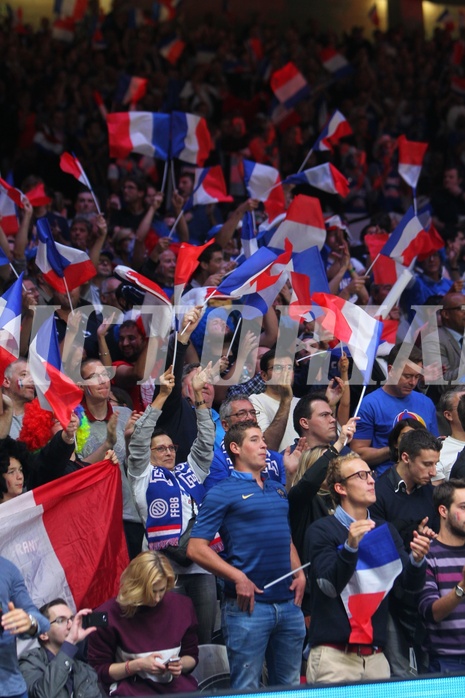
<box><xmin>0</xmin><ymin>460</ymin><xmax>129</xmax><ymax>610</ymax></box>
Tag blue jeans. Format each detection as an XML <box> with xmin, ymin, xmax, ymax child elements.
<box><xmin>221</xmin><ymin>598</ymin><xmax>306</xmax><ymax>689</ymax></box>
<box><xmin>429</xmin><ymin>655</ymin><xmax>465</xmax><ymax>674</ymax></box>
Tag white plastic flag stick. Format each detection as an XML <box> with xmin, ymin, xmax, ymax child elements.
<box><xmin>264</xmin><ymin>562</ymin><xmax>311</xmax><ymax>589</ymax></box>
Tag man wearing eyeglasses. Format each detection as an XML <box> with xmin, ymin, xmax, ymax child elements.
<box><xmin>249</xmin><ymin>349</ymin><xmax>300</xmax><ymax>452</ymax></box>
<box><xmin>19</xmin><ymin>599</ymin><xmax>101</xmax><ymax>697</ymax></box>
<box><xmin>304</xmin><ymin>453</ymin><xmax>430</xmax><ymax>684</ymax></box>
<box><xmin>204</xmin><ymin>393</ymin><xmax>303</xmax><ymax>491</ymax></box>
<box><xmin>422</xmin><ymin>291</ymin><xmax>465</xmax><ymax>397</ymax></box>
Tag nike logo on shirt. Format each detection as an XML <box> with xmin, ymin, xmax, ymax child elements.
<box><xmin>242</xmin><ymin>494</ymin><xmax>254</xmax><ymax>499</ymax></box>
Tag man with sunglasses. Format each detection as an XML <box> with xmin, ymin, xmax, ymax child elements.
<box><xmin>304</xmin><ymin>453</ymin><xmax>430</xmax><ymax>684</ymax></box>
<box><xmin>20</xmin><ymin>599</ymin><xmax>101</xmax><ymax>698</ymax></box>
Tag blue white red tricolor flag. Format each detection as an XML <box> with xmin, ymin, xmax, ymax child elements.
<box><xmin>0</xmin><ymin>273</ymin><xmax>23</xmax><ymax>383</ymax></box>
<box><xmin>270</xmin><ymin>62</ymin><xmax>311</xmax><ymax>109</ymax></box>
<box><xmin>106</xmin><ymin>112</ymin><xmax>171</xmax><ymax>160</ymax></box>
<box><xmin>54</xmin><ymin>0</ymin><xmax>87</xmax><ymax>20</ymax></box>
<box><xmin>339</xmin><ymin>524</ymin><xmax>402</xmax><ymax>644</ymax></box>
<box><xmin>36</xmin><ymin>217</ymin><xmax>96</xmax><ymax>293</ymax></box>
<box><xmin>242</xmin><ymin>159</ymin><xmax>286</xmax><ymax>224</ymax></box>
<box><xmin>312</xmin><ymin>293</ymin><xmax>382</xmax><ymax>384</ymax></box>
<box><xmin>283</xmin><ymin>162</ymin><xmax>349</xmax><ymax>197</ymax></box>
<box><xmin>313</xmin><ymin>110</ymin><xmax>352</xmax><ymax>152</ymax></box>
<box><xmin>0</xmin><ymin>176</ymin><xmax>24</xmax><ymax>208</ymax></box>
<box><xmin>174</xmin><ymin>239</ymin><xmax>215</xmax><ymax>305</ymax></box>
<box><xmin>171</xmin><ymin>111</ymin><xmax>212</xmax><ymax>166</ymax></box>
<box><xmin>397</xmin><ymin>135</ymin><xmax>428</xmax><ymax>190</ymax></box>
<box><xmin>29</xmin><ymin>313</ymin><xmax>83</xmax><ymax>428</ymax></box>
<box><xmin>217</xmin><ymin>242</ymin><xmax>293</xmax><ymax>318</ymax></box>
<box><xmin>59</xmin><ymin>152</ymin><xmax>93</xmax><ymax>190</ymax></box>
<box><xmin>267</xmin><ymin>195</ymin><xmax>326</xmax><ymax>253</ymax></box>
<box><xmin>0</xmin><ymin>459</ymin><xmax>129</xmax><ymax>611</ymax></box>
<box><xmin>320</xmin><ymin>47</ymin><xmax>352</xmax><ymax>79</ymax></box>
<box><xmin>159</xmin><ymin>36</ymin><xmax>186</xmax><ymax>64</ymax></box>
<box><xmin>380</xmin><ymin>207</ymin><xmax>426</xmax><ymax>266</ymax></box>
<box><xmin>0</xmin><ymin>184</ymin><xmax>19</xmax><ymax>234</ymax></box>
<box><xmin>115</xmin><ymin>75</ymin><xmax>148</xmax><ymax>106</ymax></box>
<box><xmin>191</xmin><ymin>165</ymin><xmax>233</xmax><ymax>206</ymax></box>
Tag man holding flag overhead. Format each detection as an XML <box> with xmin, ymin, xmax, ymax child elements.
<box><xmin>304</xmin><ymin>452</ymin><xmax>430</xmax><ymax>684</ymax></box>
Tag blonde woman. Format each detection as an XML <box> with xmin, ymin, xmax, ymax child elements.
<box><xmin>87</xmin><ymin>551</ymin><xmax>198</xmax><ymax>696</ymax></box>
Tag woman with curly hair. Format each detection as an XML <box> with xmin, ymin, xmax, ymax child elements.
<box><xmin>87</xmin><ymin>551</ymin><xmax>199</xmax><ymax>696</ymax></box>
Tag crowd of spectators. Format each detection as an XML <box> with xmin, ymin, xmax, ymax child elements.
<box><xmin>4</xmin><ymin>0</ymin><xmax>465</xmax><ymax>694</ymax></box>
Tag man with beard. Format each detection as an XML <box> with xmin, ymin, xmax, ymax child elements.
<box><xmin>418</xmin><ymin>479</ymin><xmax>465</xmax><ymax>673</ymax></box>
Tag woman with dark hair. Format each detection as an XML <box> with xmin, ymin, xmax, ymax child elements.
<box><xmin>87</xmin><ymin>551</ymin><xmax>199</xmax><ymax>696</ymax></box>
<box><xmin>388</xmin><ymin>416</ymin><xmax>426</xmax><ymax>463</ymax></box>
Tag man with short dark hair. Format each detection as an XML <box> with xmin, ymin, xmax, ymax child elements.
<box><xmin>352</xmin><ymin>343</ymin><xmax>438</xmax><ymax>474</ymax></box>
<box><xmin>433</xmin><ymin>388</ymin><xmax>465</xmax><ymax>483</ymax></box>
<box><xmin>188</xmin><ymin>421</ymin><xmax>306</xmax><ymax>690</ymax></box>
<box><xmin>418</xmin><ymin>479</ymin><xmax>465</xmax><ymax>673</ymax></box>
<box><xmin>304</xmin><ymin>453</ymin><xmax>430</xmax><ymax>684</ymax></box>
<box><xmin>19</xmin><ymin>598</ymin><xmax>101</xmax><ymax>697</ymax></box>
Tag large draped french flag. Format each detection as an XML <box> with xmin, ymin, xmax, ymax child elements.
<box><xmin>339</xmin><ymin>524</ymin><xmax>402</xmax><ymax>644</ymax></box>
<box><xmin>0</xmin><ymin>460</ymin><xmax>129</xmax><ymax>611</ymax></box>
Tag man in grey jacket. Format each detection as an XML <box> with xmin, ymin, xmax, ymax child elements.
<box><xmin>19</xmin><ymin>599</ymin><xmax>102</xmax><ymax>698</ymax></box>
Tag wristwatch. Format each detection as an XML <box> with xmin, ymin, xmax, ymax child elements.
<box><xmin>28</xmin><ymin>614</ymin><xmax>38</xmax><ymax>635</ymax></box>
<box><xmin>455</xmin><ymin>584</ymin><xmax>465</xmax><ymax>598</ymax></box>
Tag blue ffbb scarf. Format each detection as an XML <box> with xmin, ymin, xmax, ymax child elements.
<box><xmin>145</xmin><ymin>461</ymin><xmax>206</xmax><ymax>550</ymax></box>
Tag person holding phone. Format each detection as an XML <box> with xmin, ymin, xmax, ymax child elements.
<box><xmin>87</xmin><ymin>551</ymin><xmax>199</xmax><ymax>695</ymax></box>
<box><xmin>19</xmin><ymin>601</ymin><xmax>101</xmax><ymax>698</ymax></box>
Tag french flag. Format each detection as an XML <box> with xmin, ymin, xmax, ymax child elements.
<box><xmin>0</xmin><ymin>176</ymin><xmax>24</xmax><ymax>208</ymax></box>
<box><xmin>240</xmin><ymin>210</ymin><xmax>258</xmax><ymax>259</ymax></box>
<box><xmin>397</xmin><ymin>134</ymin><xmax>428</xmax><ymax>190</ymax></box>
<box><xmin>217</xmin><ymin>242</ymin><xmax>293</xmax><ymax>318</ymax></box>
<box><xmin>283</xmin><ymin>162</ymin><xmax>349</xmax><ymax>197</ymax></box>
<box><xmin>368</xmin><ymin>4</ymin><xmax>380</xmax><ymax>26</ymax></box>
<box><xmin>174</xmin><ymin>239</ymin><xmax>215</xmax><ymax>304</ymax></box>
<box><xmin>152</xmin><ymin>0</ymin><xmax>179</xmax><ymax>23</ymax></box>
<box><xmin>270</xmin><ymin>62</ymin><xmax>311</xmax><ymax>109</ymax></box>
<box><xmin>288</xmin><ymin>246</ymin><xmax>330</xmax><ymax>320</ymax></box>
<box><xmin>36</xmin><ymin>217</ymin><xmax>96</xmax><ymax>293</ymax></box>
<box><xmin>114</xmin><ymin>265</ymin><xmax>173</xmax><ymax>340</ymax></box>
<box><xmin>115</xmin><ymin>75</ymin><xmax>148</xmax><ymax>106</ymax></box>
<box><xmin>0</xmin><ymin>459</ymin><xmax>129</xmax><ymax>612</ymax></box>
<box><xmin>51</xmin><ymin>17</ymin><xmax>76</xmax><ymax>42</ymax></box>
<box><xmin>54</xmin><ymin>0</ymin><xmax>88</xmax><ymax>20</ymax></box>
<box><xmin>0</xmin><ymin>183</ymin><xmax>19</xmax><ymax>234</ymax></box>
<box><xmin>29</xmin><ymin>314</ymin><xmax>84</xmax><ymax>428</ymax></box>
<box><xmin>268</xmin><ymin>195</ymin><xmax>326</xmax><ymax>253</ymax></box>
<box><xmin>339</xmin><ymin>524</ymin><xmax>402</xmax><ymax>644</ymax></box>
<box><xmin>242</xmin><ymin>159</ymin><xmax>286</xmax><ymax>224</ymax></box>
<box><xmin>159</xmin><ymin>36</ymin><xmax>186</xmax><ymax>64</ymax></box>
<box><xmin>313</xmin><ymin>110</ymin><xmax>352</xmax><ymax>152</ymax></box>
<box><xmin>114</xmin><ymin>265</ymin><xmax>172</xmax><ymax>305</ymax></box>
<box><xmin>106</xmin><ymin>112</ymin><xmax>171</xmax><ymax>160</ymax></box>
<box><xmin>191</xmin><ymin>165</ymin><xmax>233</xmax><ymax>206</ymax></box>
<box><xmin>0</xmin><ymin>273</ymin><xmax>22</xmax><ymax>383</ymax></box>
<box><xmin>320</xmin><ymin>47</ymin><xmax>352</xmax><ymax>79</ymax></box>
<box><xmin>437</xmin><ymin>8</ymin><xmax>455</xmax><ymax>31</ymax></box>
<box><xmin>171</xmin><ymin>111</ymin><xmax>213</xmax><ymax>166</ymax></box>
<box><xmin>417</xmin><ymin>222</ymin><xmax>445</xmax><ymax>261</ymax></box>
<box><xmin>25</xmin><ymin>183</ymin><xmax>52</xmax><ymax>207</ymax></box>
<box><xmin>59</xmin><ymin>152</ymin><xmax>92</xmax><ymax>189</ymax></box>
<box><xmin>381</xmin><ymin>207</ymin><xmax>426</xmax><ymax>266</ymax></box>
<box><xmin>312</xmin><ymin>292</ymin><xmax>382</xmax><ymax>384</ymax></box>
<box><xmin>364</xmin><ymin>231</ymin><xmax>400</xmax><ymax>286</ymax></box>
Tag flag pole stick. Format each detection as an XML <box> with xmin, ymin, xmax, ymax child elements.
<box><xmin>63</xmin><ymin>277</ymin><xmax>74</xmax><ymax>314</ymax></box>
<box><xmin>365</xmin><ymin>253</ymin><xmax>380</xmax><ymax>278</ymax></box>
<box><xmin>226</xmin><ymin>317</ymin><xmax>241</xmax><ymax>357</ymax></box>
<box><xmin>297</xmin><ymin>147</ymin><xmax>314</xmax><ymax>173</ymax></box>
<box><xmin>264</xmin><ymin>562</ymin><xmax>311</xmax><ymax>589</ymax></box>
<box><xmin>413</xmin><ymin>187</ymin><xmax>417</xmax><ymax>215</ymax></box>
<box><xmin>172</xmin><ymin>328</ymin><xmax>178</xmax><ymax>370</ymax></box>
<box><xmin>296</xmin><ymin>350</ymin><xmax>328</xmax><ymax>363</ymax></box>
<box><xmin>180</xmin><ymin>288</ymin><xmax>217</xmax><ymax>336</ymax></box>
<box><xmin>343</xmin><ymin>384</ymin><xmax>366</xmax><ymax>447</ymax></box>
<box><xmin>89</xmin><ymin>188</ymin><xmax>101</xmax><ymax>215</ymax></box>
<box><xmin>170</xmin><ymin>160</ymin><xmax>176</xmax><ymax>190</ymax></box>
<box><xmin>168</xmin><ymin>205</ymin><xmax>185</xmax><ymax>239</ymax></box>
<box><xmin>7</xmin><ymin>263</ymin><xmax>27</xmax><ymax>291</ymax></box>
<box><xmin>161</xmin><ymin>160</ymin><xmax>169</xmax><ymax>194</ymax></box>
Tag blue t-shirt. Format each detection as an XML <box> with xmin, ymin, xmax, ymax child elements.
<box><xmin>204</xmin><ymin>441</ymin><xmax>285</xmax><ymax>491</ymax></box>
<box><xmin>356</xmin><ymin>387</ymin><xmax>438</xmax><ymax>472</ymax></box>
<box><xmin>191</xmin><ymin>470</ymin><xmax>293</xmax><ymax>603</ymax></box>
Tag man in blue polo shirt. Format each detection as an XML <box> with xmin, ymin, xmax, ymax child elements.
<box><xmin>187</xmin><ymin>421</ymin><xmax>306</xmax><ymax>689</ymax></box>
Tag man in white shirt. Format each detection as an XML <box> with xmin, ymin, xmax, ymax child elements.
<box><xmin>434</xmin><ymin>387</ymin><xmax>465</xmax><ymax>484</ymax></box>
